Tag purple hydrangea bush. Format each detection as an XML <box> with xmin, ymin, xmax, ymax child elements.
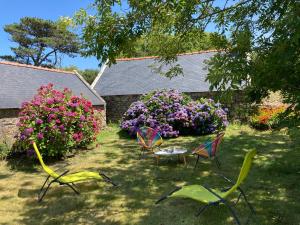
<box><xmin>15</xmin><ymin>83</ymin><xmax>101</xmax><ymax>158</ymax></box>
<box><xmin>121</xmin><ymin>89</ymin><xmax>228</xmax><ymax>137</ymax></box>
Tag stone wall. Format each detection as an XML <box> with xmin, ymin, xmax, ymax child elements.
<box><xmin>103</xmin><ymin>91</ymin><xmax>246</xmax><ymax>122</ymax></box>
<box><xmin>187</xmin><ymin>91</ymin><xmax>246</xmax><ymax>119</ymax></box>
<box><xmin>93</xmin><ymin>105</ymin><xmax>107</xmax><ymax>127</ymax></box>
<box><xmin>0</xmin><ymin>108</ymin><xmax>19</xmax><ymax>118</ymax></box>
<box><xmin>102</xmin><ymin>95</ymin><xmax>140</xmax><ymax>122</ymax></box>
<box><xmin>0</xmin><ymin>109</ymin><xmax>19</xmax><ymax>147</ymax></box>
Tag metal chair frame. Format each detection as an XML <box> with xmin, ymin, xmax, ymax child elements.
<box><xmin>37</xmin><ymin>170</ymin><xmax>118</xmax><ymax>202</ymax></box>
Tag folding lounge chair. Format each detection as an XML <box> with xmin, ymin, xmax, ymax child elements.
<box><xmin>32</xmin><ymin>142</ymin><xmax>117</xmax><ymax>202</ymax></box>
<box><xmin>136</xmin><ymin>127</ymin><xmax>163</xmax><ymax>161</ymax></box>
<box><xmin>156</xmin><ymin>149</ymin><xmax>257</xmax><ymax>225</ymax></box>
<box><xmin>192</xmin><ymin>132</ymin><xmax>225</xmax><ymax>169</ymax></box>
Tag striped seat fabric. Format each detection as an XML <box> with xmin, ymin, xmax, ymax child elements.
<box><xmin>136</xmin><ymin>127</ymin><xmax>163</xmax><ymax>150</ymax></box>
<box><xmin>193</xmin><ymin>132</ymin><xmax>225</xmax><ymax>168</ymax></box>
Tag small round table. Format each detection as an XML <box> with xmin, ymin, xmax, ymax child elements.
<box><xmin>154</xmin><ymin>148</ymin><xmax>187</xmax><ymax>165</ymax></box>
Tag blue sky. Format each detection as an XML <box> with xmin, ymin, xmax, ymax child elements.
<box><xmin>0</xmin><ymin>0</ymin><xmax>224</xmax><ymax>70</ymax></box>
<box><xmin>0</xmin><ymin>0</ymin><xmax>100</xmax><ymax>70</ymax></box>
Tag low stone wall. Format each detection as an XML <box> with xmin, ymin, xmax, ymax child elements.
<box><xmin>102</xmin><ymin>91</ymin><xmax>246</xmax><ymax>122</ymax></box>
<box><xmin>0</xmin><ymin>108</ymin><xmax>19</xmax><ymax>118</ymax></box>
<box><xmin>94</xmin><ymin>105</ymin><xmax>107</xmax><ymax>127</ymax></box>
<box><xmin>0</xmin><ymin>109</ymin><xmax>19</xmax><ymax>147</ymax></box>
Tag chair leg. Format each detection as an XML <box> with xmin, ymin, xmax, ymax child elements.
<box><xmin>235</xmin><ymin>191</ymin><xmax>257</xmax><ymax>225</ymax></box>
<box><xmin>215</xmin><ymin>156</ymin><xmax>221</xmax><ymax>169</ymax></box>
<box><xmin>223</xmin><ymin>202</ymin><xmax>241</xmax><ymax>225</ymax></box>
<box><xmin>239</xmin><ymin>188</ymin><xmax>256</xmax><ymax>214</ymax></box>
<box><xmin>195</xmin><ymin>205</ymin><xmax>209</xmax><ymax>217</ymax></box>
<box><xmin>139</xmin><ymin>150</ymin><xmax>144</xmax><ymax>159</ymax></box>
<box><xmin>66</xmin><ymin>183</ymin><xmax>80</xmax><ymax>195</ymax></box>
<box><xmin>38</xmin><ymin>180</ymin><xmax>54</xmax><ymax>202</ymax></box>
<box><xmin>194</xmin><ymin>155</ymin><xmax>200</xmax><ymax>169</ymax></box>
<box><xmin>99</xmin><ymin>172</ymin><xmax>118</xmax><ymax>186</ymax></box>
<box><xmin>155</xmin><ymin>155</ymin><xmax>160</xmax><ymax>165</ymax></box>
<box><xmin>38</xmin><ymin>175</ymin><xmax>50</xmax><ymax>195</ymax></box>
<box><xmin>235</xmin><ymin>192</ymin><xmax>242</xmax><ymax>205</ymax></box>
<box><xmin>239</xmin><ymin>189</ymin><xmax>257</xmax><ymax>225</ymax></box>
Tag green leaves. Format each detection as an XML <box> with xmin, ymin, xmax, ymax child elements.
<box><xmin>76</xmin><ymin>0</ymin><xmax>300</xmax><ymax>110</ymax></box>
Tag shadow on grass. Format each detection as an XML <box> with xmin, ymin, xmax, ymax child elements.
<box><xmin>4</xmin><ymin>125</ymin><xmax>300</xmax><ymax>225</ymax></box>
<box><xmin>117</xmin><ymin>129</ymin><xmax>132</xmax><ymax>140</ymax></box>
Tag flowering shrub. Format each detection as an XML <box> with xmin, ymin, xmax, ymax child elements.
<box><xmin>250</xmin><ymin>105</ymin><xmax>287</xmax><ymax>130</ymax></box>
<box><xmin>16</xmin><ymin>83</ymin><xmax>100</xmax><ymax>158</ymax></box>
<box><xmin>121</xmin><ymin>89</ymin><xmax>228</xmax><ymax>137</ymax></box>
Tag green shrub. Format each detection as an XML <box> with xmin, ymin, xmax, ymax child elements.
<box><xmin>250</xmin><ymin>106</ymin><xmax>287</xmax><ymax>130</ymax></box>
<box><xmin>0</xmin><ymin>142</ymin><xmax>10</xmax><ymax>160</ymax></box>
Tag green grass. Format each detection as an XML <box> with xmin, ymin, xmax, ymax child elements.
<box><xmin>0</xmin><ymin>123</ymin><xmax>299</xmax><ymax>225</ymax></box>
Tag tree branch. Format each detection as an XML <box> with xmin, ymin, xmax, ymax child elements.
<box><xmin>39</xmin><ymin>49</ymin><xmax>56</xmax><ymax>65</ymax></box>
<box><xmin>195</xmin><ymin>0</ymin><xmax>252</xmax><ymax>21</ymax></box>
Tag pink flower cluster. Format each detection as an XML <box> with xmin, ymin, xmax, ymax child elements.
<box><xmin>16</xmin><ymin>83</ymin><xmax>100</xmax><ymax>158</ymax></box>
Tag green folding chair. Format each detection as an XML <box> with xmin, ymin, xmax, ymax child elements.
<box><xmin>156</xmin><ymin>149</ymin><xmax>257</xmax><ymax>225</ymax></box>
<box><xmin>33</xmin><ymin>142</ymin><xmax>117</xmax><ymax>202</ymax></box>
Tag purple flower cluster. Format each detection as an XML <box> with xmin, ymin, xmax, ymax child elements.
<box><xmin>121</xmin><ymin>89</ymin><xmax>229</xmax><ymax>137</ymax></box>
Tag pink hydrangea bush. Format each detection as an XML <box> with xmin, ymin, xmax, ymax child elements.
<box><xmin>16</xmin><ymin>83</ymin><xmax>100</xmax><ymax>158</ymax></box>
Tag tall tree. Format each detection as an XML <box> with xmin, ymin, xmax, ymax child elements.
<box><xmin>75</xmin><ymin>0</ymin><xmax>300</xmax><ymax>109</ymax></box>
<box><xmin>1</xmin><ymin>17</ymin><xmax>80</xmax><ymax>68</ymax></box>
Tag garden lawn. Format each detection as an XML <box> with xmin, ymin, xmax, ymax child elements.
<box><xmin>0</xmin><ymin>124</ymin><xmax>299</xmax><ymax>225</ymax></box>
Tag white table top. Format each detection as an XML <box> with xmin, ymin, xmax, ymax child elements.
<box><xmin>155</xmin><ymin>148</ymin><xmax>187</xmax><ymax>156</ymax></box>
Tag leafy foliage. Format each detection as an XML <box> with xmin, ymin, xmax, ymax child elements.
<box><xmin>0</xmin><ymin>142</ymin><xmax>10</xmax><ymax>160</ymax></box>
<box><xmin>80</xmin><ymin>69</ymin><xmax>99</xmax><ymax>84</ymax></box>
<box><xmin>250</xmin><ymin>106</ymin><xmax>287</xmax><ymax>130</ymax></box>
<box><xmin>63</xmin><ymin>65</ymin><xmax>99</xmax><ymax>85</ymax></box>
<box><xmin>1</xmin><ymin>17</ymin><xmax>80</xmax><ymax>67</ymax></box>
<box><xmin>117</xmin><ymin>32</ymin><xmax>221</xmax><ymax>58</ymax></box>
<box><xmin>15</xmin><ymin>84</ymin><xmax>101</xmax><ymax>158</ymax></box>
<box><xmin>75</xmin><ymin>0</ymin><xmax>300</xmax><ymax>109</ymax></box>
<box><xmin>121</xmin><ymin>90</ymin><xmax>228</xmax><ymax>137</ymax></box>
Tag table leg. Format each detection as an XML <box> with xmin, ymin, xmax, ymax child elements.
<box><xmin>155</xmin><ymin>155</ymin><xmax>160</xmax><ymax>165</ymax></box>
<box><xmin>183</xmin><ymin>155</ymin><xmax>187</xmax><ymax>166</ymax></box>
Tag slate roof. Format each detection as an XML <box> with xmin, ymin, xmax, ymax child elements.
<box><xmin>92</xmin><ymin>50</ymin><xmax>217</xmax><ymax>96</ymax></box>
<box><xmin>0</xmin><ymin>61</ymin><xmax>105</xmax><ymax>109</ymax></box>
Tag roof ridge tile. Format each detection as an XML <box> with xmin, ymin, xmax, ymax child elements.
<box><xmin>0</xmin><ymin>61</ymin><xmax>75</xmax><ymax>74</ymax></box>
<box><xmin>116</xmin><ymin>49</ymin><xmax>219</xmax><ymax>61</ymax></box>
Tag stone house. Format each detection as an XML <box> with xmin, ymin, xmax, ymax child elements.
<box><xmin>0</xmin><ymin>61</ymin><xmax>106</xmax><ymax>142</ymax></box>
<box><xmin>91</xmin><ymin>50</ymin><xmax>243</xmax><ymax>122</ymax></box>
